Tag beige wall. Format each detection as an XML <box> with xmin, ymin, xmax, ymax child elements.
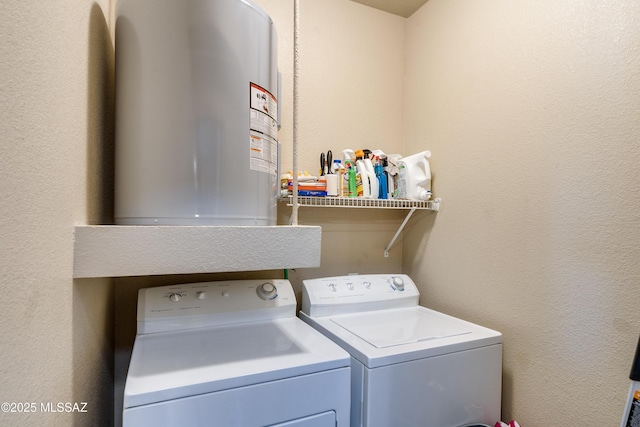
<box><xmin>295</xmin><ymin>0</ymin><xmax>406</xmax><ymax>173</ymax></box>
<box><xmin>0</xmin><ymin>1</ymin><xmax>115</xmax><ymax>426</ymax></box>
<box><xmin>404</xmin><ymin>0</ymin><xmax>640</xmax><ymax>424</ymax></box>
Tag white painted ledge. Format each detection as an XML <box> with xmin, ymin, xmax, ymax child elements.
<box><xmin>73</xmin><ymin>225</ymin><xmax>322</xmax><ymax>278</ymax></box>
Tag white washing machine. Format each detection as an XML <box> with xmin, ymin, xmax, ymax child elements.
<box><xmin>299</xmin><ymin>274</ymin><xmax>502</xmax><ymax>427</ymax></box>
<box><xmin>124</xmin><ymin>279</ymin><xmax>351</xmax><ymax>426</ymax></box>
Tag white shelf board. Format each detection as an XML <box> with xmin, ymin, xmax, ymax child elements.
<box><xmin>73</xmin><ymin>225</ymin><xmax>322</xmax><ymax>278</ymax></box>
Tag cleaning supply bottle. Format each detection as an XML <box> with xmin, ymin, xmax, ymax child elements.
<box><xmin>355</xmin><ymin>150</ymin><xmax>371</xmax><ymax>198</ymax></box>
<box><xmin>382</xmin><ymin>157</ymin><xmax>393</xmax><ymax>198</ymax></box>
<box><xmin>346</xmin><ymin>160</ymin><xmax>357</xmax><ymax>197</ymax></box>
<box><xmin>341</xmin><ymin>149</ymin><xmax>357</xmax><ymax>198</ymax></box>
<box><xmin>386</xmin><ymin>154</ymin><xmax>402</xmax><ymax>198</ymax></box>
<box><xmin>332</xmin><ymin>159</ymin><xmax>344</xmax><ymax>196</ymax></box>
<box><xmin>356</xmin><ymin>150</ymin><xmax>371</xmax><ymax>199</ymax></box>
<box><xmin>342</xmin><ymin>162</ymin><xmax>349</xmax><ymax>197</ymax></box>
<box><xmin>396</xmin><ymin>150</ymin><xmax>432</xmax><ymax>200</ymax></box>
<box><xmin>355</xmin><ymin>162</ymin><xmax>366</xmax><ymax>197</ymax></box>
<box><xmin>621</xmin><ymin>335</ymin><xmax>640</xmax><ymax>427</ymax></box>
<box><xmin>375</xmin><ymin>156</ymin><xmax>388</xmax><ymax>199</ymax></box>
<box><xmin>331</xmin><ymin>159</ymin><xmax>342</xmax><ymax>175</ymax></box>
<box><xmin>341</xmin><ymin>159</ymin><xmax>357</xmax><ymax>198</ymax></box>
<box><xmin>363</xmin><ymin>154</ymin><xmax>378</xmax><ymax>199</ymax></box>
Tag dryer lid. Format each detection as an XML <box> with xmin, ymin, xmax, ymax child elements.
<box><xmin>124</xmin><ymin>317</ymin><xmax>349</xmax><ymax>408</ymax></box>
<box><xmin>331</xmin><ymin>308</ymin><xmax>472</xmax><ymax>348</ymax></box>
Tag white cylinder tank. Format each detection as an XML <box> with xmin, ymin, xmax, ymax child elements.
<box><xmin>115</xmin><ymin>0</ymin><xmax>279</xmax><ymax>225</ymax></box>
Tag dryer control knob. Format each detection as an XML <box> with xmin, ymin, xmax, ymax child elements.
<box><xmin>196</xmin><ymin>291</ymin><xmax>206</xmax><ymax>300</ymax></box>
<box><xmin>169</xmin><ymin>293</ymin><xmax>182</xmax><ymax>302</ymax></box>
<box><xmin>391</xmin><ymin>276</ymin><xmax>405</xmax><ymax>291</ymax></box>
<box><xmin>257</xmin><ymin>283</ymin><xmax>278</xmax><ymax>300</ymax></box>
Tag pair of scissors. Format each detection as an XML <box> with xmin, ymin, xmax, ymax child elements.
<box><xmin>320</xmin><ymin>150</ymin><xmax>333</xmax><ymax>175</ymax></box>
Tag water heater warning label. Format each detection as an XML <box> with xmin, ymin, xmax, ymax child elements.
<box><xmin>249</xmin><ymin>83</ymin><xmax>278</xmax><ymax>175</ymax></box>
<box><xmin>250</xmin><ymin>134</ymin><xmax>277</xmax><ymax>175</ymax></box>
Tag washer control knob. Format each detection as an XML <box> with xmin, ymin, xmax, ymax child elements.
<box><xmin>391</xmin><ymin>276</ymin><xmax>405</xmax><ymax>291</ymax></box>
<box><xmin>328</xmin><ymin>283</ymin><xmax>337</xmax><ymax>292</ymax></box>
<box><xmin>347</xmin><ymin>282</ymin><xmax>354</xmax><ymax>291</ymax></box>
<box><xmin>257</xmin><ymin>283</ymin><xmax>278</xmax><ymax>300</ymax></box>
<box><xmin>169</xmin><ymin>293</ymin><xmax>182</xmax><ymax>302</ymax></box>
<box><xmin>363</xmin><ymin>281</ymin><xmax>372</xmax><ymax>289</ymax></box>
<box><xmin>196</xmin><ymin>291</ymin><xmax>206</xmax><ymax>300</ymax></box>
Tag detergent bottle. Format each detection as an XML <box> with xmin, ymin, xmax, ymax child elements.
<box><xmin>396</xmin><ymin>150</ymin><xmax>432</xmax><ymax>200</ymax></box>
<box><xmin>354</xmin><ymin>150</ymin><xmax>370</xmax><ymax>198</ymax></box>
<box><xmin>363</xmin><ymin>154</ymin><xmax>378</xmax><ymax>199</ymax></box>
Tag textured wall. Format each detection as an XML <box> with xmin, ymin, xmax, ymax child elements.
<box><xmin>296</xmin><ymin>0</ymin><xmax>406</xmax><ymax>174</ymax></box>
<box><xmin>403</xmin><ymin>0</ymin><xmax>640</xmax><ymax>424</ymax></box>
<box><xmin>0</xmin><ymin>1</ymin><xmax>115</xmax><ymax>425</ymax></box>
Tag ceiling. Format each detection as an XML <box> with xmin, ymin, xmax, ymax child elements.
<box><xmin>349</xmin><ymin>0</ymin><xmax>429</xmax><ymax>18</ymax></box>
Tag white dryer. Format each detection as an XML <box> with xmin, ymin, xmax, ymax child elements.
<box><xmin>300</xmin><ymin>274</ymin><xmax>502</xmax><ymax>427</ymax></box>
<box><xmin>124</xmin><ymin>279</ymin><xmax>351</xmax><ymax>426</ymax></box>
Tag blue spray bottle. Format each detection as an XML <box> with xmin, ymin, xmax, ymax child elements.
<box><xmin>375</xmin><ymin>156</ymin><xmax>388</xmax><ymax>199</ymax></box>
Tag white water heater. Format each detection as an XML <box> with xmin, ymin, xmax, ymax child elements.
<box><xmin>115</xmin><ymin>0</ymin><xmax>279</xmax><ymax>225</ymax></box>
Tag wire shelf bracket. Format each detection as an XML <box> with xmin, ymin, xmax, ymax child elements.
<box><xmin>282</xmin><ymin>196</ymin><xmax>441</xmax><ymax>257</ymax></box>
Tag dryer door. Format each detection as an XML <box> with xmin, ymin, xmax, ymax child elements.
<box><xmin>273</xmin><ymin>411</ymin><xmax>335</xmax><ymax>426</ymax></box>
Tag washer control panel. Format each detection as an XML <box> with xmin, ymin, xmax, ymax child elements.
<box><xmin>137</xmin><ymin>279</ymin><xmax>295</xmax><ymax>334</ymax></box>
<box><xmin>301</xmin><ymin>274</ymin><xmax>419</xmax><ymax>317</ymax></box>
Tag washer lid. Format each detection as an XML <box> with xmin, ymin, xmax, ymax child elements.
<box><xmin>301</xmin><ymin>306</ymin><xmax>502</xmax><ymax>368</ymax></box>
<box><xmin>331</xmin><ymin>309</ymin><xmax>472</xmax><ymax>348</ymax></box>
<box><xmin>124</xmin><ymin>317</ymin><xmax>350</xmax><ymax>408</ymax></box>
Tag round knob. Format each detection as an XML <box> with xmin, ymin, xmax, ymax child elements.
<box><xmin>196</xmin><ymin>291</ymin><xmax>206</xmax><ymax>300</ymax></box>
<box><xmin>256</xmin><ymin>283</ymin><xmax>278</xmax><ymax>300</ymax></box>
<box><xmin>363</xmin><ymin>281</ymin><xmax>372</xmax><ymax>289</ymax></box>
<box><xmin>328</xmin><ymin>283</ymin><xmax>337</xmax><ymax>292</ymax></box>
<box><xmin>347</xmin><ymin>282</ymin><xmax>354</xmax><ymax>291</ymax></box>
<box><xmin>169</xmin><ymin>293</ymin><xmax>182</xmax><ymax>302</ymax></box>
<box><xmin>391</xmin><ymin>276</ymin><xmax>405</xmax><ymax>291</ymax></box>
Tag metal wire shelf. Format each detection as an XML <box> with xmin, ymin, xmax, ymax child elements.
<box><xmin>281</xmin><ymin>196</ymin><xmax>440</xmax><ymax>211</ymax></box>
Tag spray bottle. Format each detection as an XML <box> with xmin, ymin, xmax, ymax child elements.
<box><xmin>382</xmin><ymin>157</ymin><xmax>393</xmax><ymax>198</ymax></box>
<box><xmin>374</xmin><ymin>156</ymin><xmax>388</xmax><ymax>199</ymax></box>
<box><xmin>355</xmin><ymin>150</ymin><xmax>371</xmax><ymax>198</ymax></box>
<box><xmin>346</xmin><ymin>160</ymin><xmax>357</xmax><ymax>197</ymax></box>
<box><xmin>371</xmin><ymin>150</ymin><xmax>389</xmax><ymax>199</ymax></box>
<box><xmin>342</xmin><ymin>149</ymin><xmax>357</xmax><ymax>197</ymax></box>
<box><xmin>620</xmin><ymin>335</ymin><xmax>640</xmax><ymax>427</ymax></box>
